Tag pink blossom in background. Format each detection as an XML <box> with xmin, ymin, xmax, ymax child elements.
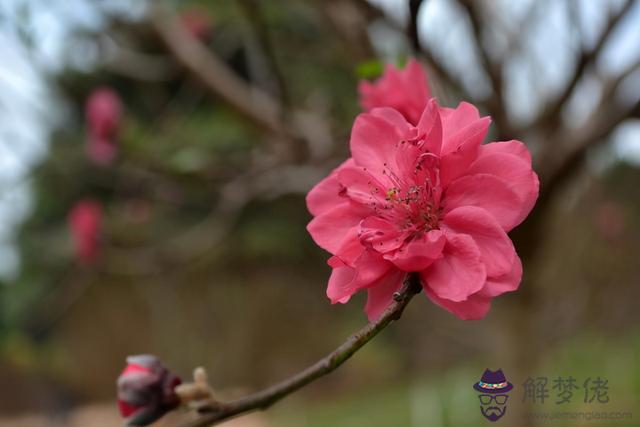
<box><xmin>85</xmin><ymin>87</ymin><xmax>122</xmax><ymax>165</ymax></box>
<box><xmin>180</xmin><ymin>8</ymin><xmax>213</xmax><ymax>41</ymax></box>
<box><xmin>86</xmin><ymin>87</ymin><xmax>122</xmax><ymax>141</ymax></box>
<box><xmin>358</xmin><ymin>59</ymin><xmax>432</xmax><ymax>125</ymax></box>
<box><xmin>307</xmin><ymin>61</ymin><xmax>539</xmax><ymax>321</ymax></box>
<box><xmin>68</xmin><ymin>199</ymin><xmax>102</xmax><ymax>265</ymax></box>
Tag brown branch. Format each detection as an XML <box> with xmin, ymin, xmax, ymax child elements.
<box><xmin>99</xmin><ymin>36</ymin><xmax>180</xmax><ymax>82</ymax></box>
<box><xmin>537</xmin><ymin>97</ymin><xmax>640</xmax><ymax>206</ymax></box>
<box><xmin>149</xmin><ymin>4</ymin><xmax>336</xmax><ymax>162</ymax></box>
<box><xmin>529</xmin><ymin>0</ymin><xmax>635</xmax><ymax>132</ymax></box>
<box><xmin>237</xmin><ymin>0</ymin><xmax>290</xmax><ymax>106</ymax></box>
<box><xmin>317</xmin><ymin>0</ymin><xmax>376</xmax><ymax>63</ymax></box>
<box><xmin>537</xmin><ymin>50</ymin><xmax>640</xmax><ymax>191</ymax></box>
<box><xmin>408</xmin><ymin>0</ymin><xmax>425</xmax><ymax>52</ymax></box>
<box><xmin>352</xmin><ymin>0</ymin><xmax>471</xmax><ymax>100</ymax></box>
<box><xmin>149</xmin><ymin>4</ymin><xmax>287</xmax><ymax>137</ymax></box>
<box><xmin>457</xmin><ymin>0</ymin><xmax>501</xmax><ymax>94</ymax></box>
<box><xmin>182</xmin><ymin>273</ymin><xmax>423</xmax><ymax>427</ymax></box>
<box><xmin>494</xmin><ymin>0</ymin><xmax>545</xmax><ymax>58</ymax></box>
<box><xmin>457</xmin><ymin>0</ymin><xmax>510</xmax><ymax>138</ymax></box>
<box><xmin>516</xmin><ymin>43</ymin><xmax>640</xmax><ymax>263</ymax></box>
<box><xmin>599</xmin><ymin>55</ymin><xmax>640</xmax><ymax>102</ymax></box>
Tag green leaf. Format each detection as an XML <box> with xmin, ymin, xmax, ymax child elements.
<box><xmin>355</xmin><ymin>60</ymin><xmax>384</xmax><ymax>80</ymax></box>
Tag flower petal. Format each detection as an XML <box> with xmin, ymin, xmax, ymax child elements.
<box><xmin>369</xmin><ymin>106</ymin><xmax>412</xmax><ymax>131</ymax></box>
<box><xmin>442</xmin><ymin>206</ymin><xmax>515</xmax><ymax>277</ymax></box>
<box><xmin>423</xmin><ymin>287</ymin><xmax>492</xmax><ymax>320</ymax></box>
<box><xmin>420</xmin><ymin>233</ymin><xmax>486</xmax><ymax>302</ymax></box>
<box><xmin>326</xmin><ymin>256</ymin><xmax>357</xmax><ymax>304</ymax></box>
<box><xmin>416</xmin><ymin>98</ymin><xmax>442</xmax><ymax>155</ymax></box>
<box><xmin>479</xmin><ymin>253</ymin><xmax>523</xmax><ymax>298</ymax></box>
<box><xmin>480</xmin><ymin>139</ymin><xmax>532</xmax><ymax>164</ymax></box>
<box><xmin>333</xmin><ymin>226</ymin><xmax>365</xmax><ymax>265</ymax></box>
<box><xmin>350</xmin><ymin>109</ymin><xmax>406</xmax><ymax>175</ymax></box>
<box><xmin>404</xmin><ymin>58</ymin><xmax>431</xmax><ymax>102</ymax></box>
<box><xmin>439</xmin><ymin>116</ymin><xmax>491</xmax><ymax>186</ymax></box>
<box><xmin>383</xmin><ymin>229</ymin><xmax>445</xmax><ymax>271</ymax></box>
<box><xmin>306</xmin><ymin>159</ymin><xmax>355</xmax><ymax>216</ymax></box>
<box><xmin>351</xmin><ymin>249</ymin><xmax>394</xmax><ymax>289</ymax></box>
<box><xmin>327</xmin><ymin>251</ymin><xmax>395</xmax><ymax>307</ymax></box>
<box><xmin>337</xmin><ymin>167</ymin><xmax>386</xmax><ymax>208</ymax></box>
<box><xmin>444</xmin><ymin>173</ymin><xmax>523</xmax><ymax>231</ymax></box>
<box><xmin>307</xmin><ymin>203</ymin><xmax>370</xmax><ymax>254</ymax></box>
<box><xmin>359</xmin><ymin>216</ymin><xmax>409</xmax><ymax>253</ymax></box>
<box><xmin>467</xmin><ymin>147</ymin><xmax>539</xmax><ymax>225</ymax></box>
<box><xmin>364</xmin><ymin>269</ymin><xmax>406</xmax><ymax>321</ymax></box>
<box><xmin>439</xmin><ymin>102</ymin><xmax>481</xmax><ymax>146</ymax></box>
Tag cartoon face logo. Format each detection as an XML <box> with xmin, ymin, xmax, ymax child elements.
<box><xmin>473</xmin><ymin>369</ymin><xmax>513</xmax><ymax>422</ymax></box>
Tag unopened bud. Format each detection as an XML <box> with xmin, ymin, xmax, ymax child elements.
<box><xmin>116</xmin><ymin>354</ymin><xmax>181</xmax><ymax>426</ymax></box>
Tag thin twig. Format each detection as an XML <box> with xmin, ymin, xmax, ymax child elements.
<box><xmin>316</xmin><ymin>0</ymin><xmax>376</xmax><ymax>63</ymax></box>
<box><xmin>149</xmin><ymin>3</ymin><xmax>335</xmax><ymax>161</ymax></box>
<box><xmin>527</xmin><ymin>0</ymin><xmax>635</xmax><ymax>132</ymax></box>
<box><xmin>408</xmin><ymin>0</ymin><xmax>425</xmax><ymax>52</ymax></box>
<box><xmin>237</xmin><ymin>0</ymin><xmax>290</xmax><ymax>106</ymax></box>
<box><xmin>538</xmin><ymin>97</ymin><xmax>640</xmax><ymax>202</ymax></box>
<box><xmin>457</xmin><ymin>0</ymin><xmax>501</xmax><ymax>95</ymax></box>
<box><xmin>182</xmin><ymin>273</ymin><xmax>423</xmax><ymax>427</ymax></box>
<box><xmin>352</xmin><ymin>0</ymin><xmax>470</xmax><ymax>99</ymax></box>
<box><xmin>457</xmin><ymin>0</ymin><xmax>510</xmax><ymax>137</ymax></box>
<box><xmin>149</xmin><ymin>3</ymin><xmax>286</xmax><ymax>136</ymax></box>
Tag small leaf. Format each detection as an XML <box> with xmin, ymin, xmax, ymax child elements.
<box><xmin>356</xmin><ymin>60</ymin><xmax>384</xmax><ymax>80</ymax></box>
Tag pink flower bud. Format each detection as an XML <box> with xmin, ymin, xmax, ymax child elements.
<box><xmin>86</xmin><ymin>87</ymin><xmax>122</xmax><ymax>141</ymax></box>
<box><xmin>117</xmin><ymin>355</ymin><xmax>182</xmax><ymax>426</ymax></box>
<box><xmin>68</xmin><ymin>199</ymin><xmax>102</xmax><ymax>265</ymax></box>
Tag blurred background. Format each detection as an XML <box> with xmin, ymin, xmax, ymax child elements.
<box><xmin>0</xmin><ymin>0</ymin><xmax>639</xmax><ymax>426</ymax></box>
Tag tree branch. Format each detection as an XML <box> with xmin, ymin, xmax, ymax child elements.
<box><xmin>536</xmin><ymin>48</ymin><xmax>640</xmax><ymax>194</ymax></box>
<box><xmin>149</xmin><ymin>4</ymin><xmax>335</xmax><ymax>162</ymax></box>
<box><xmin>457</xmin><ymin>0</ymin><xmax>510</xmax><ymax>137</ymax></box>
<box><xmin>352</xmin><ymin>0</ymin><xmax>471</xmax><ymax>100</ymax></box>
<box><xmin>182</xmin><ymin>273</ymin><xmax>423</xmax><ymax>427</ymax></box>
<box><xmin>494</xmin><ymin>0</ymin><xmax>544</xmax><ymax>58</ymax></box>
<box><xmin>539</xmin><ymin>97</ymin><xmax>640</xmax><ymax>200</ymax></box>
<box><xmin>408</xmin><ymin>0</ymin><xmax>425</xmax><ymax>52</ymax></box>
<box><xmin>529</xmin><ymin>0</ymin><xmax>635</xmax><ymax>131</ymax></box>
<box><xmin>149</xmin><ymin>4</ymin><xmax>287</xmax><ymax>137</ymax></box>
<box><xmin>317</xmin><ymin>0</ymin><xmax>376</xmax><ymax>63</ymax></box>
<box><xmin>237</xmin><ymin>0</ymin><xmax>291</xmax><ymax>106</ymax></box>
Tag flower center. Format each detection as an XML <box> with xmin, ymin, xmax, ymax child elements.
<box><xmin>373</xmin><ymin>151</ymin><xmax>443</xmax><ymax>235</ymax></box>
<box><xmin>381</xmin><ymin>184</ymin><xmax>441</xmax><ymax>233</ymax></box>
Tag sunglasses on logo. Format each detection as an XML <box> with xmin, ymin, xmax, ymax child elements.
<box><xmin>479</xmin><ymin>394</ymin><xmax>509</xmax><ymax>405</ymax></box>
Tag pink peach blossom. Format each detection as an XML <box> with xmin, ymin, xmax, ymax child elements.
<box><xmin>86</xmin><ymin>87</ymin><xmax>122</xmax><ymax>141</ymax></box>
<box><xmin>85</xmin><ymin>87</ymin><xmax>122</xmax><ymax>165</ymax></box>
<box><xmin>358</xmin><ymin>59</ymin><xmax>432</xmax><ymax>125</ymax></box>
<box><xmin>306</xmin><ymin>100</ymin><xmax>538</xmax><ymax>321</ymax></box>
<box><xmin>68</xmin><ymin>199</ymin><xmax>102</xmax><ymax>265</ymax></box>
